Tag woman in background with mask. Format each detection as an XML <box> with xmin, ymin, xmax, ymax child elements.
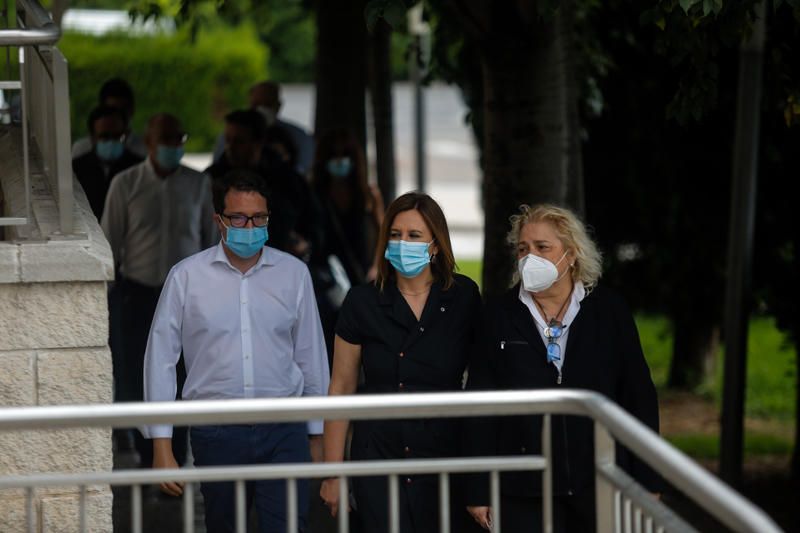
<box><xmin>320</xmin><ymin>192</ymin><xmax>481</xmax><ymax>532</ymax></box>
<box><xmin>312</xmin><ymin>128</ymin><xmax>384</xmax><ymax>285</ymax></box>
<box><xmin>464</xmin><ymin>204</ymin><xmax>662</xmax><ymax>533</ymax></box>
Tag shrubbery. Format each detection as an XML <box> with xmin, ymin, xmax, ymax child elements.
<box><xmin>60</xmin><ymin>25</ymin><xmax>268</xmax><ymax>151</ymax></box>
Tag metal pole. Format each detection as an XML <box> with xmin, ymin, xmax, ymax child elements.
<box><xmin>720</xmin><ymin>1</ymin><xmax>766</xmax><ymax>488</ymax></box>
<box><xmin>408</xmin><ymin>5</ymin><xmax>428</xmax><ymax>193</ymax></box>
<box><xmin>595</xmin><ymin>422</ymin><xmax>616</xmax><ymax>533</ymax></box>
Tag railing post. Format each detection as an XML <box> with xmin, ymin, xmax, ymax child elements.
<box><xmin>542</xmin><ymin>414</ymin><xmax>553</xmax><ymax>533</ymax></box>
<box><xmin>595</xmin><ymin>421</ymin><xmax>615</xmax><ymax>533</ymax></box>
<box><xmin>51</xmin><ymin>45</ymin><xmax>72</xmax><ymax>235</ymax></box>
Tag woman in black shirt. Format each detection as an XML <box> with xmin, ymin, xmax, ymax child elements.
<box><xmin>320</xmin><ymin>191</ymin><xmax>481</xmax><ymax>532</ymax></box>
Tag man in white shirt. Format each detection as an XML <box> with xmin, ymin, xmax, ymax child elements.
<box><xmin>143</xmin><ymin>170</ymin><xmax>329</xmax><ymax>533</ymax></box>
<box><xmin>101</xmin><ymin>113</ymin><xmax>217</xmax><ymax>466</ymax></box>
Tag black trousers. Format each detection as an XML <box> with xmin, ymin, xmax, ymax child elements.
<box><xmin>113</xmin><ymin>277</ymin><xmax>188</xmax><ymax>466</ymax></box>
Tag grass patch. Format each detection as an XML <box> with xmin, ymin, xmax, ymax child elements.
<box><xmin>667</xmin><ymin>432</ymin><xmax>793</xmax><ymax>459</ymax></box>
<box><xmin>635</xmin><ymin>315</ymin><xmax>796</xmax><ymax>421</ymax></box>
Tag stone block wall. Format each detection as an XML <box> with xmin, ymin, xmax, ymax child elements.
<box><xmin>1</xmin><ymin>127</ymin><xmax>116</xmax><ymax>530</ymax></box>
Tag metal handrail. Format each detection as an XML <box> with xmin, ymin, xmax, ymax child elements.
<box><xmin>0</xmin><ymin>389</ymin><xmax>782</xmax><ymax>532</ymax></box>
<box><xmin>0</xmin><ymin>0</ymin><xmax>60</xmax><ymax>45</ymax></box>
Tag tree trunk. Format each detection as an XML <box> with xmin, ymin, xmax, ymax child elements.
<box><xmin>668</xmin><ymin>320</ymin><xmax>719</xmax><ymax>389</ymax></box>
<box><xmin>51</xmin><ymin>0</ymin><xmax>69</xmax><ymax>26</ymax></box>
<box><xmin>313</xmin><ymin>0</ymin><xmax>367</xmax><ymax>149</ymax></box>
<box><xmin>367</xmin><ymin>18</ymin><xmax>396</xmax><ymax>204</ymax></box>
<box><xmin>479</xmin><ymin>6</ymin><xmax>582</xmax><ymax>297</ymax></box>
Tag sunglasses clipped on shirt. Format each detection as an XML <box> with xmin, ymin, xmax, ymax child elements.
<box><xmin>544</xmin><ymin>320</ymin><xmax>563</xmax><ymax>363</ymax></box>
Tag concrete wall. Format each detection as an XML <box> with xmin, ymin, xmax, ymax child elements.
<box><xmin>1</xmin><ymin>124</ymin><xmax>115</xmax><ymax>531</ymax></box>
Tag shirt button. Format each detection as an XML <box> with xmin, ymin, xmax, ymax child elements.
<box><xmin>398</xmin><ymin>382</ymin><xmax>404</xmax><ymax>390</ymax></box>
<box><xmin>520</xmin><ymin>446</ymin><xmax>527</xmax><ymax>453</ymax></box>
<box><xmin>404</xmin><ymin>446</ymin><xmax>411</xmax><ymax>455</ymax></box>
<box><xmin>419</xmin><ymin>326</ymin><xmax>425</xmax><ymax>332</ymax></box>
<box><xmin>440</xmin><ymin>307</ymin><xmax>446</xmax><ymax>312</ymax></box>
<box><xmin>405</xmin><ymin>477</ymin><xmax>412</xmax><ymax>484</ymax></box>
<box><xmin>399</xmin><ymin>352</ymin><xmax>404</xmax><ymax>358</ymax></box>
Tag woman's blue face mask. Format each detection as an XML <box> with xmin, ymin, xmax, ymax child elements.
<box><xmin>384</xmin><ymin>240</ymin><xmax>433</xmax><ymax>278</ymax></box>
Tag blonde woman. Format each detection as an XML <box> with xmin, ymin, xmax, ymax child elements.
<box><xmin>464</xmin><ymin>204</ymin><xmax>661</xmax><ymax>532</ymax></box>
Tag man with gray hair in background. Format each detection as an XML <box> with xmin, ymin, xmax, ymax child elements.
<box><xmin>101</xmin><ymin>112</ymin><xmax>218</xmax><ymax>467</ymax></box>
<box><xmin>213</xmin><ymin>80</ymin><xmax>315</xmax><ymax>176</ymax></box>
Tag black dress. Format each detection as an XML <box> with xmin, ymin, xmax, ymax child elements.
<box><xmin>464</xmin><ymin>284</ymin><xmax>663</xmax><ymax>533</ymax></box>
<box><xmin>335</xmin><ymin>273</ymin><xmax>482</xmax><ymax>532</ymax></box>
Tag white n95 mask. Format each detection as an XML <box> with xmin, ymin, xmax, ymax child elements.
<box><xmin>518</xmin><ymin>252</ymin><xmax>567</xmax><ymax>293</ymax></box>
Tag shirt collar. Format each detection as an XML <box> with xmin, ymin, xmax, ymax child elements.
<box><xmin>211</xmin><ymin>241</ymin><xmax>277</xmax><ymax>272</ymax></box>
<box><xmin>519</xmin><ymin>280</ymin><xmax>586</xmax><ymax>328</ymax></box>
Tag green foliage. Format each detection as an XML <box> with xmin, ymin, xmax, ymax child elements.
<box><xmin>365</xmin><ymin>0</ymin><xmax>408</xmax><ymax>32</ymax></box>
<box><xmin>59</xmin><ymin>25</ymin><xmax>268</xmax><ymax>151</ymax></box>
<box><xmin>456</xmin><ymin>259</ymin><xmax>483</xmax><ymax>289</ymax></box>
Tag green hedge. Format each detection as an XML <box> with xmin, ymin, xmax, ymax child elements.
<box><xmin>59</xmin><ymin>26</ymin><xmax>268</xmax><ymax>151</ymax></box>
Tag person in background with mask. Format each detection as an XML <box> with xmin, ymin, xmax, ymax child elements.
<box><xmin>212</xmin><ymin>80</ymin><xmax>315</xmax><ymax>177</ymax></box>
<box><xmin>309</xmin><ymin>128</ymin><xmax>384</xmax><ymax>359</ymax></box>
<box><xmin>143</xmin><ymin>170</ymin><xmax>329</xmax><ymax>533</ymax></box>
<box><xmin>101</xmin><ymin>112</ymin><xmax>218</xmax><ymax>468</ymax></box>
<box><xmin>464</xmin><ymin>204</ymin><xmax>662</xmax><ymax>533</ymax></box>
<box><xmin>206</xmin><ymin>109</ymin><xmax>322</xmax><ymax>260</ymax></box>
<box><xmin>72</xmin><ymin>77</ymin><xmax>147</xmax><ymax>159</ymax></box>
<box><xmin>319</xmin><ymin>191</ymin><xmax>482</xmax><ymax>532</ymax></box>
<box><xmin>73</xmin><ymin>105</ymin><xmax>143</xmax><ymax>221</ymax></box>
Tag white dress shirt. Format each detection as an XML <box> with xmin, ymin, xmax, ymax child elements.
<box><xmin>101</xmin><ymin>159</ymin><xmax>218</xmax><ymax>287</ymax></box>
<box><xmin>143</xmin><ymin>243</ymin><xmax>330</xmax><ymax>438</ymax></box>
<box><xmin>518</xmin><ymin>281</ymin><xmax>586</xmax><ymax>372</ymax></box>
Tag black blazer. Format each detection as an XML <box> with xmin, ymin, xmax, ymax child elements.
<box><xmin>465</xmin><ymin>284</ymin><xmax>662</xmax><ymax>503</ymax></box>
<box><xmin>73</xmin><ymin>149</ymin><xmax>143</xmax><ymax>220</ymax></box>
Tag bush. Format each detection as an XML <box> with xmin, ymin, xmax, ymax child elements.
<box><xmin>59</xmin><ymin>25</ymin><xmax>269</xmax><ymax>151</ymax></box>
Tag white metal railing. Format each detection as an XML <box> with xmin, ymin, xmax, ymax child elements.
<box><xmin>0</xmin><ymin>390</ymin><xmax>784</xmax><ymax>533</ymax></box>
<box><xmin>0</xmin><ymin>0</ymin><xmax>72</xmax><ymax>235</ymax></box>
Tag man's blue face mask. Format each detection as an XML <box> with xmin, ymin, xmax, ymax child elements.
<box><xmin>96</xmin><ymin>140</ymin><xmax>124</xmax><ymax>162</ymax></box>
<box><xmin>156</xmin><ymin>144</ymin><xmax>184</xmax><ymax>172</ymax></box>
<box><xmin>223</xmin><ymin>223</ymin><xmax>269</xmax><ymax>259</ymax></box>
<box><xmin>384</xmin><ymin>240</ymin><xmax>433</xmax><ymax>278</ymax></box>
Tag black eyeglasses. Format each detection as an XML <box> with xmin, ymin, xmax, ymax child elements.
<box><xmin>544</xmin><ymin>320</ymin><xmax>563</xmax><ymax>363</ymax></box>
<box><xmin>221</xmin><ymin>213</ymin><xmax>269</xmax><ymax>228</ymax></box>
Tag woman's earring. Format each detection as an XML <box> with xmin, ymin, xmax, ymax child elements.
<box><xmin>431</xmin><ymin>253</ymin><xmax>437</xmax><ymax>264</ymax></box>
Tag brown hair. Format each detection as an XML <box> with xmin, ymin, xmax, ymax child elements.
<box><xmin>376</xmin><ymin>192</ymin><xmax>456</xmax><ymax>290</ymax></box>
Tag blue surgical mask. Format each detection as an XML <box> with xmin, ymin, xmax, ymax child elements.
<box><xmin>326</xmin><ymin>157</ymin><xmax>353</xmax><ymax>178</ymax></box>
<box><xmin>155</xmin><ymin>145</ymin><xmax>184</xmax><ymax>172</ymax></box>
<box><xmin>223</xmin><ymin>223</ymin><xmax>269</xmax><ymax>259</ymax></box>
<box><xmin>95</xmin><ymin>140</ymin><xmax>124</xmax><ymax>162</ymax></box>
<box><xmin>384</xmin><ymin>240</ymin><xmax>433</xmax><ymax>278</ymax></box>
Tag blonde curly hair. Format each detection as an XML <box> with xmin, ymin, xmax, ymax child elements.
<box><xmin>507</xmin><ymin>204</ymin><xmax>603</xmax><ymax>291</ymax></box>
